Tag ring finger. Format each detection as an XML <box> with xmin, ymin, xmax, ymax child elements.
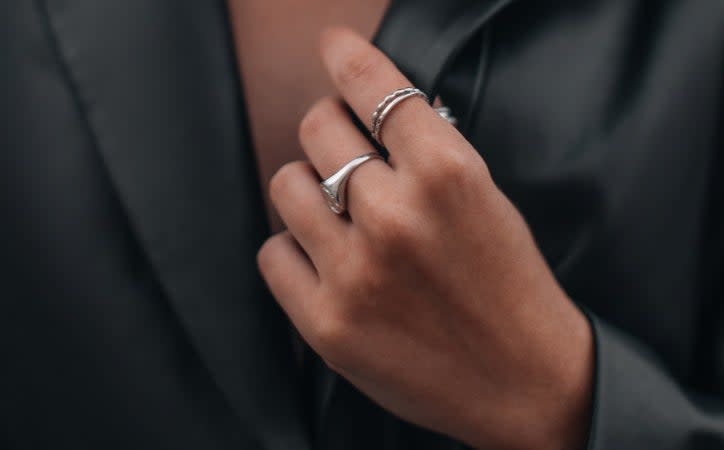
<box><xmin>269</xmin><ymin>160</ymin><xmax>349</xmax><ymax>270</ymax></box>
<box><xmin>299</xmin><ymin>96</ymin><xmax>395</xmax><ymax>219</ymax></box>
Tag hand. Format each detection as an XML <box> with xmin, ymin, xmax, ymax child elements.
<box><xmin>258</xmin><ymin>28</ymin><xmax>594</xmax><ymax>450</ymax></box>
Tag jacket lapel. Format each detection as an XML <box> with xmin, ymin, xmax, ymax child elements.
<box><xmin>318</xmin><ymin>0</ymin><xmax>517</xmax><ymax>446</ymax></box>
<box><xmin>41</xmin><ymin>1</ymin><xmax>309</xmax><ymax>448</ymax></box>
<box><xmin>375</xmin><ymin>0</ymin><xmax>516</xmax><ymax>97</ymax></box>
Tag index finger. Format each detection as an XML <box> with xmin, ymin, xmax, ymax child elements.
<box><xmin>320</xmin><ymin>27</ymin><xmax>464</xmax><ymax>168</ymax></box>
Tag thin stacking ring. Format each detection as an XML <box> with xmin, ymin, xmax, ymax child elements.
<box><xmin>371</xmin><ymin>88</ymin><xmax>429</xmax><ymax>146</ymax></box>
<box><xmin>320</xmin><ymin>152</ymin><xmax>384</xmax><ymax>214</ymax></box>
<box><xmin>371</xmin><ymin>87</ymin><xmax>458</xmax><ymax>147</ymax></box>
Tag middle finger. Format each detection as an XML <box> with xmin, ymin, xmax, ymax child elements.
<box><xmin>319</xmin><ymin>28</ymin><xmax>466</xmax><ymax>168</ymax></box>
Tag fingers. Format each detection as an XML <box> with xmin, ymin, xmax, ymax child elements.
<box><xmin>299</xmin><ymin>97</ymin><xmax>395</xmax><ymax>219</ymax></box>
<box><xmin>269</xmin><ymin>160</ymin><xmax>349</xmax><ymax>267</ymax></box>
<box><xmin>320</xmin><ymin>27</ymin><xmax>465</xmax><ymax>167</ymax></box>
<box><xmin>257</xmin><ymin>231</ymin><xmax>319</xmax><ymax>330</ymax></box>
<box><xmin>300</xmin><ymin>97</ymin><xmax>385</xmax><ymax>176</ymax></box>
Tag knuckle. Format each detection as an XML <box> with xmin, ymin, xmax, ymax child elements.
<box><xmin>330</xmin><ymin>252</ymin><xmax>369</xmax><ymax>293</ymax></box>
<box><xmin>353</xmin><ymin>266</ymin><xmax>388</xmax><ymax>299</ymax></box>
<box><xmin>269</xmin><ymin>161</ymin><xmax>306</xmax><ymax>201</ymax></box>
<box><xmin>310</xmin><ymin>311</ymin><xmax>349</xmax><ymax>360</ymax></box>
<box><xmin>256</xmin><ymin>240</ymin><xmax>273</xmax><ymax>272</ymax></box>
<box><xmin>440</xmin><ymin>155</ymin><xmax>471</xmax><ymax>185</ymax></box>
<box><xmin>298</xmin><ymin>97</ymin><xmax>337</xmax><ymax>143</ymax></box>
<box><xmin>419</xmin><ymin>151</ymin><xmax>473</xmax><ymax>190</ymax></box>
<box><xmin>329</xmin><ymin>247</ymin><xmax>386</xmax><ymax>304</ymax></box>
<box><xmin>256</xmin><ymin>233</ymin><xmax>284</xmax><ymax>272</ymax></box>
<box><xmin>366</xmin><ymin>202</ymin><xmax>416</xmax><ymax>246</ymax></box>
<box><xmin>335</xmin><ymin>48</ymin><xmax>381</xmax><ymax>86</ymax></box>
<box><xmin>298</xmin><ymin>110</ymin><xmax>323</xmax><ymax>144</ymax></box>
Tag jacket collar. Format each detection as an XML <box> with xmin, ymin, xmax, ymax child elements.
<box><xmin>374</xmin><ymin>0</ymin><xmax>517</xmax><ymax>97</ymax></box>
<box><xmin>41</xmin><ymin>1</ymin><xmax>309</xmax><ymax>448</ymax></box>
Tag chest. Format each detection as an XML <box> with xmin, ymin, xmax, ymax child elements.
<box><xmin>227</xmin><ymin>0</ymin><xmax>389</xmax><ymax>231</ymax></box>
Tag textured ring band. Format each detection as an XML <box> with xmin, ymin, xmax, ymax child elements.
<box><xmin>371</xmin><ymin>88</ymin><xmax>458</xmax><ymax>147</ymax></box>
<box><xmin>371</xmin><ymin>88</ymin><xmax>429</xmax><ymax>146</ymax></box>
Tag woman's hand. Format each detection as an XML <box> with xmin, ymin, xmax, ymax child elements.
<box><xmin>257</xmin><ymin>28</ymin><xmax>594</xmax><ymax>450</ymax></box>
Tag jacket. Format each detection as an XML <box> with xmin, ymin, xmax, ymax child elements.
<box><xmin>3</xmin><ymin>0</ymin><xmax>724</xmax><ymax>448</ymax></box>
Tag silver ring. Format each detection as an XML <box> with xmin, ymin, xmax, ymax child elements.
<box><xmin>371</xmin><ymin>88</ymin><xmax>428</xmax><ymax>146</ymax></box>
<box><xmin>434</xmin><ymin>106</ymin><xmax>458</xmax><ymax>127</ymax></box>
<box><xmin>320</xmin><ymin>152</ymin><xmax>384</xmax><ymax>214</ymax></box>
<box><xmin>371</xmin><ymin>88</ymin><xmax>458</xmax><ymax>147</ymax></box>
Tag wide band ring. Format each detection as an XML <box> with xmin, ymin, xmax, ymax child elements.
<box><xmin>320</xmin><ymin>152</ymin><xmax>384</xmax><ymax>214</ymax></box>
<box><xmin>371</xmin><ymin>87</ymin><xmax>458</xmax><ymax>148</ymax></box>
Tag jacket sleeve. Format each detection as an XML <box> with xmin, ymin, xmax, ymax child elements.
<box><xmin>585</xmin><ymin>312</ymin><xmax>724</xmax><ymax>450</ymax></box>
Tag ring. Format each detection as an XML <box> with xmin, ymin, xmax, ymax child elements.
<box><xmin>371</xmin><ymin>87</ymin><xmax>458</xmax><ymax>147</ymax></box>
<box><xmin>434</xmin><ymin>106</ymin><xmax>458</xmax><ymax>127</ymax></box>
<box><xmin>320</xmin><ymin>152</ymin><xmax>384</xmax><ymax>214</ymax></box>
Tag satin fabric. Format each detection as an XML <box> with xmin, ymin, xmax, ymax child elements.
<box><xmin>2</xmin><ymin>0</ymin><xmax>723</xmax><ymax>449</ymax></box>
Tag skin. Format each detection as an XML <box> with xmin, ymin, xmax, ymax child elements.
<box><xmin>257</xmin><ymin>28</ymin><xmax>594</xmax><ymax>450</ymax></box>
<box><xmin>227</xmin><ymin>0</ymin><xmax>389</xmax><ymax>232</ymax></box>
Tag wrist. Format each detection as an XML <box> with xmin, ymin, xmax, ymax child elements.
<box><xmin>463</xmin><ymin>303</ymin><xmax>594</xmax><ymax>450</ymax></box>
<box><xmin>538</xmin><ymin>307</ymin><xmax>594</xmax><ymax>450</ymax></box>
